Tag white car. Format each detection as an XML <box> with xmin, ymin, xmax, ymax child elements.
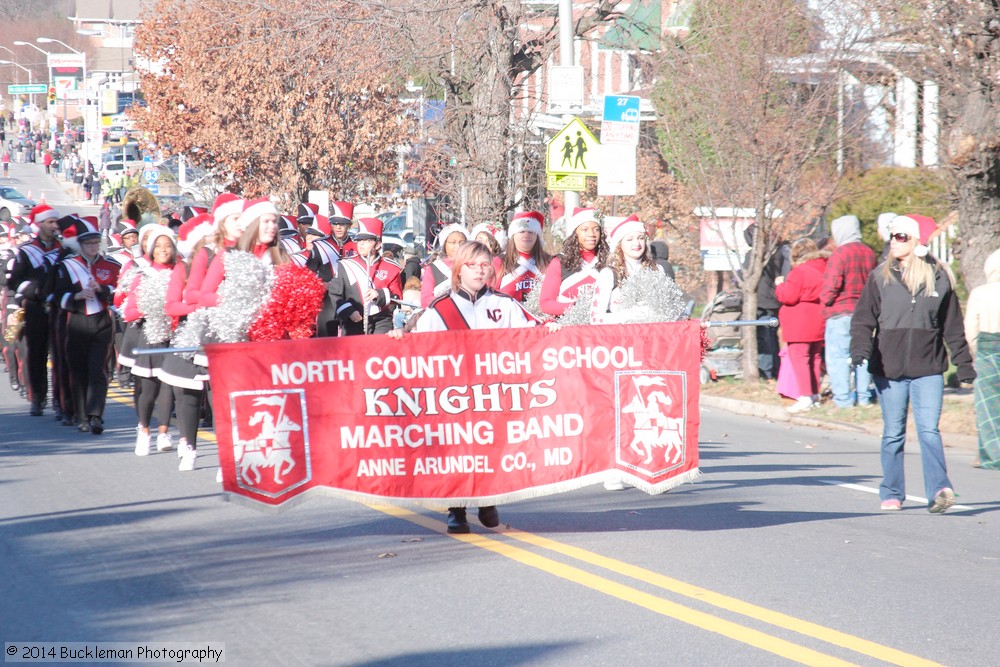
<box><xmin>0</xmin><ymin>186</ymin><xmax>36</xmax><ymax>221</ymax></box>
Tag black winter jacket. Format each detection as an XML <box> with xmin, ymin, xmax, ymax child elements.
<box><xmin>850</xmin><ymin>261</ymin><xmax>975</xmax><ymax>381</ymax></box>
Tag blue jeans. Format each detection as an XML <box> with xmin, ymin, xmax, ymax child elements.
<box><xmin>826</xmin><ymin>315</ymin><xmax>872</xmax><ymax>407</ymax></box>
<box><xmin>874</xmin><ymin>374</ymin><xmax>952</xmax><ymax>505</ymax></box>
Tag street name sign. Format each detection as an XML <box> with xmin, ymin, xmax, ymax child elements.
<box><xmin>7</xmin><ymin>84</ymin><xmax>47</xmax><ymax>95</ymax></box>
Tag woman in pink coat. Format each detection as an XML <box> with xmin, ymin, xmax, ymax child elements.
<box><xmin>775</xmin><ymin>239</ymin><xmax>830</xmax><ymax>413</ymax></box>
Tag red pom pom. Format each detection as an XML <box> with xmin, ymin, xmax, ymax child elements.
<box><xmin>248</xmin><ymin>264</ymin><xmax>326</xmax><ymax>341</ymax></box>
<box><xmin>699</xmin><ymin>327</ymin><xmax>711</xmax><ymax>362</ymax></box>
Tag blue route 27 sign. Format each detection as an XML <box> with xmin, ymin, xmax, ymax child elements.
<box><xmin>601</xmin><ymin>95</ymin><xmax>641</xmax><ymax>145</ymax></box>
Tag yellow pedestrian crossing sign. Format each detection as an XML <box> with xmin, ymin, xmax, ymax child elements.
<box><xmin>546</xmin><ymin>118</ymin><xmax>599</xmax><ymax>177</ymax></box>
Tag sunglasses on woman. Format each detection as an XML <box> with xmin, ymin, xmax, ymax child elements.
<box><xmin>890</xmin><ymin>233</ymin><xmax>911</xmax><ymax>243</ymax></box>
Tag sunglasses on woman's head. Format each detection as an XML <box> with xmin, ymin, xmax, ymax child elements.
<box><xmin>890</xmin><ymin>233</ymin><xmax>911</xmax><ymax>243</ymax></box>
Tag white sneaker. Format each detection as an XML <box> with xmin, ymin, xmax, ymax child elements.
<box><xmin>178</xmin><ymin>440</ymin><xmax>197</xmax><ymax>471</ymax></box>
<box><xmin>786</xmin><ymin>396</ymin><xmax>816</xmax><ymax>414</ymax></box>
<box><xmin>155</xmin><ymin>432</ymin><xmax>174</xmax><ymax>452</ymax></box>
<box><xmin>134</xmin><ymin>429</ymin><xmax>151</xmax><ymax>457</ymax></box>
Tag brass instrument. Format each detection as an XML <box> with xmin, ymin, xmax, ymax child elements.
<box><xmin>123</xmin><ymin>186</ymin><xmax>162</xmax><ymax>229</ymax></box>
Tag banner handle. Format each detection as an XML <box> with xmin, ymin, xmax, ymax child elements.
<box><xmin>132</xmin><ymin>346</ymin><xmax>202</xmax><ymax>356</ymax></box>
<box><xmin>704</xmin><ymin>317</ymin><xmax>778</xmax><ymax>328</ymax></box>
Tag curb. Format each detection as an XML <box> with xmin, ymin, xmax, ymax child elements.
<box><xmin>699</xmin><ymin>394</ymin><xmax>979</xmax><ymax>453</ymax></box>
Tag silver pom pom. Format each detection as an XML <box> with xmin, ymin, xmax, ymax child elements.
<box><xmin>555</xmin><ymin>283</ymin><xmax>597</xmax><ymax>326</ymax></box>
<box><xmin>614</xmin><ymin>268</ymin><xmax>687</xmax><ymax>323</ymax></box>
<box><xmin>135</xmin><ymin>268</ymin><xmax>173</xmax><ymax>345</ymax></box>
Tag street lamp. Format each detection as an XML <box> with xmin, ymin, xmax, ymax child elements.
<box><xmin>12</xmin><ymin>41</ymin><xmax>51</xmax><ymax>57</ymax></box>
<box><xmin>36</xmin><ymin>38</ymin><xmax>82</xmax><ymax>55</ymax></box>
<box><xmin>0</xmin><ymin>59</ymin><xmax>36</xmax><ymax>108</ymax></box>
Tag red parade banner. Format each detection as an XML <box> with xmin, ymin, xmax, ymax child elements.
<box><xmin>206</xmin><ymin>320</ymin><xmax>703</xmax><ymax>509</ymax></box>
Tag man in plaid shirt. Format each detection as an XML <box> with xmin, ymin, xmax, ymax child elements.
<box><xmin>821</xmin><ymin>215</ymin><xmax>877</xmax><ymax>407</ymax></box>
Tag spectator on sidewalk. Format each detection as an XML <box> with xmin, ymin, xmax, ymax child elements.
<box><xmin>775</xmin><ymin>239</ymin><xmax>830</xmax><ymax>413</ymax></box>
<box><xmin>851</xmin><ymin>214</ymin><xmax>975</xmax><ymax>513</ymax></box>
<box><xmin>42</xmin><ymin>150</ymin><xmax>53</xmax><ymax>175</ymax></box>
<box><xmin>1</xmin><ymin>149</ymin><xmax>9</xmax><ymax>177</ymax></box>
<box><xmin>821</xmin><ymin>215</ymin><xmax>878</xmax><ymax>408</ymax></box>
<box><xmin>965</xmin><ymin>247</ymin><xmax>1000</xmax><ymax>470</ymax></box>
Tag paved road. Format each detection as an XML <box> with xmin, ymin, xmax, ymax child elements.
<box><xmin>2</xmin><ymin>370</ymin><xmax>996</xmax><ymax>666</ymax></box>
<box><xmin>1</xmin><ymin>155</ymin><xmax>100</xmax><ymax>219</ymax></box>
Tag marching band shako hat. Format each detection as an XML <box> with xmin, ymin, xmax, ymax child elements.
<box><xmin>279</xmin><ymin>215</ymin><xmax>300</xmax><ymax>236</ymax></box>
<box><xmin>176</xmin><ymin>213</ymin><xmax>215</xmax><ymax>257</ymax></box>
<box><xmin>890</xmin><ymin>214</ymin><xmax>938</xmax><ymax>258</ymax></box>
<box><xmin>211</xmin><ymin>192</ymin><xmax>244</xmax><ymax>224</ymax></box>
<box><xmin>305</xmin><ymin>214</ymin><xmax>331</xmax><ymax>238</ymax></box>
<box><xmin>182</xmin><ymin>205</ymin><xmax>208</xmax><ymax>222</ymax></box>
<box><xmin>607</xmin><ymin>214</ymin><xmax>645</xmax><ymax>251</ymax></box>
<box><xmin>237</xmin><ymin>198</ymin><xmax>280</xmax><ymax>232</ymax></box>
<box><xmin>329</xmin><ymin>201</ymin><xmax>355</xmax><ymax>226</ymax></box>
<box><xmin>508</xmin><ymin>211</ymin><xmax>544</xmax><ymax>236</ymax></box>
<box><xmin>119</xmin><ymin>219</ymin><xmax>139</xmax><ymax>237</ymax></box>
<box><xmin>565</xmin><ymin>207</ymin><xmax>599</xmax><ymax>239</ymax></box>
<box><xmin>296</xmin><ymin>202</ymin><xmax>319</xmax><ymax>225</ymax></box>
<box><xmin>62</xmin><ymin>218</ymin><xmax>101</xmax><ymax>253</ymax></box>
<box><xmin>355</xmin><ymin>217</ymin><xmax>383</xmax><ymax>240</ymax></box>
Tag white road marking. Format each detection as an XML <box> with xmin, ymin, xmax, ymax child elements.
<box><xmin>819</xmin><ymin>480</ymin><xmax>974</xmax><ymax>511</ymax></box>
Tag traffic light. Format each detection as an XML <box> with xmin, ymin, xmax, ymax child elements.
<box><xmin>48</xmin><ymin>86</ymin><xmax>56</xmax><ymax>105</ymax></box>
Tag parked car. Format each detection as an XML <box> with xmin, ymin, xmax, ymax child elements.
<box><xmin>103</xmin><ymin>125</ymin><xmax>131</xmax><ymax>143</ymax></box>
<box><xmin>0</xmin><ymin>186</ymin><xmax>36</xmax><ymax>221</ymax></box>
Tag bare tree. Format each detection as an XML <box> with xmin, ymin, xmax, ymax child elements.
<box><xmin>651</xmin><ymin>0</ymin><xmax>869</xmax><ymax>381</ymax></box>
<box><xmin>866</xmin><ymin>1</ymin><xmax>1000</xmax><ymax>288</ymax></box>
<box><xmin>134</xmin><ymin>0</ymin><xmax>413</xmax><ymax>203</ymax></box>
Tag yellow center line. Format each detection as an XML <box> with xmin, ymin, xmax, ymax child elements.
<box><xmin>370</xmin><ymin>505</ymin><xmax>865</xmax><ymax>667</ymax></box>
<box><xmin>501</xmin><ymin>528</ymin><xmax>943</xmax><ymax>667</ymax></box>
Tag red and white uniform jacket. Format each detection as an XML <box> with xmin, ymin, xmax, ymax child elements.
<box><xmin>420</xmin><ymin>257</ymin><xmax>453</xmax><ymax>307</ymax></box>
<box><xmin>56</xmin><ymin>254</ymin><xmax>121</xmax><ymax>315</ymax></box>
<box><xmin>327</xmin><ymin>236</ymin><xmax>358</xmax><ymax>260</ymax></box>
<box><xmin>331</xmin><ymin>254</ymin><xmax>402</xmax><ymax>322</ymax></box>
<box><xmin>539</xmin><ymin>251</ymin><xmax>601</xmax><ymax>317</ymax></box>
<box><xmin>498</xmin><ymin>252</ymin><xmax>544</xmax><ymax>302</ymax></box>
<box><xmin>416</xmin><ymin>286</ymin><xmax>539</xmax><ymax>332</ymax></box>
<box><xmin>8</xmin><ymin>236</ymin><xmax>62</xmax><ymax>306</ymax></box>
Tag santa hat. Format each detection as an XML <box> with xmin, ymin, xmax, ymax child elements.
<box><xmin>355</xmin><ymin>217</ymin><xmax>383</xmax><ymax>240</ymax></box>
<box><xmin>143</xmin><ymin>226</ymin><xmax>177</xmax><ymax>259</ymax></box>
<box><xmin>890</xmin><ymin>214</ymin><xmax>938</xmax><ymax>258</ymax></box>
<box><xmin>176</xmin><ymin>213</ymin><xmax>216</xmax><ymax>257</ymax></box>
<box><xmin>435</xmin><ymin>223</ymin><xmax>469</xmax><ymax>250</ymax></box>
<box><xmin>182</xmin><ymin>205</ymin><xmax>208</xmax><ymax>222</ymax></box>
<box><xmin>565</xmin><ymin>207</ymin><xmax>599</xmax><ymax>239</ymax></box>
<box><xmin>507</xmin><ymin>211</ymin><xmax>544</xmax><ymax>236</ymax></box>
<box><xmin>237</xmin><ymin>198</ymin><xmax>279</xmax><ymax>232</ymax></box>
<box><xmin>471</xmin><ymin>221</ymin><xmax>508</xmax><ymax>251</ymax></box>
<box><xmin>605</xmin><ymin>214</ymin><xmax>645</xmax><ymax>251</ymax></box>
<box><xmin>305</xmin><ymin>214</ymin><xmax>331</xmax><ymax>238</ymax></box>
<box><xmin>296</xmin><ymin>202</ymin><xmax>319</xmax><ymax>225</ymax></box>
<box><xmin>876</xmin><ymin>212</ymin><xmax>897</xmax><ymax>242</ymax></box>
<box><xmin>211</xmin><ymin>193</ymin><xmax>244</xmax><ymax>224</ymax></box>
<box><xmin>138</xmin><ymin>222</ymin><xmax>165</xmax><ymax>250</ymax></box>
<box><xmin>29</xmin><ymin>204</ymin><xmax>59</xmax><ymax>233</ymax></box>
<box><xmin>329</xmin><ymin>201</ymin><xmax>354</xmax><ymax>225</ymax></box>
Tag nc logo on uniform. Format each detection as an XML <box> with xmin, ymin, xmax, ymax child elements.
<box><xmin>95</xmin><ymin>268</ymin><xmax>112</xmax><ymax>282</ymax></box>
<box><xmin>375</xmin><ymin>270</ymin><xmax>388</xmax><ymax>280</ymax></box>
<box><xmin>486</xmin><ymin>308</ymin><xmax>502</xmax><ymax>322</ymax></box>
<box><xmin>613</xmin><ymin>372</ymin><xmax>687</xmax><ymax>477</ymax></box>
<box><xmin>229</xmin><ymin>390</ymin><xmax>312</xmax><ymax>498</ymax></box>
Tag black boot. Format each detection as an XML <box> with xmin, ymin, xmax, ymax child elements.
<box><xmin>446</xmin><ymin>508</ymin><xmax>470</xmax><ymax>534</ymax></box>
<box><xmin>477</xmin><ymin>506</ymin><xmax>500</xmax><ymax>528</ymax></box>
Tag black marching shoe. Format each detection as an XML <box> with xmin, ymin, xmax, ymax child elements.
<box><xmin>89</xmin><ymin>416</ymin><xmax>104</xmax><ymax>435</ymax></box>
<box><xmin>77</xmin><ymin>419</ymin><xmax>91</xmax><ymax>432</ymax></box>
<box><xmin>477</xmin><ymin>506</ymin><xmax>500</xmax><ymax>528</ymax></box>
<box><xmin>29</xmin><ymin>402</ymin><xmax>43</xmax><ymax>416</ymax></box>
<box><xmin>446</xmin><ymin>508</ymin><xmax>470</xmax><ymax>534</ymax></box>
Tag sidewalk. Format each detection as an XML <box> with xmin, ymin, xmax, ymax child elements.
<box><xmin>699</xmin><ymin>389</ymin><xmax>979</xmax><ymax>453</ymax></box>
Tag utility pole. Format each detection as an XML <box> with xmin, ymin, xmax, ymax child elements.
<box><xmin>559</xmin><ymin>0</ymin><xmax>580</xmax><ymax>216</ymax></box>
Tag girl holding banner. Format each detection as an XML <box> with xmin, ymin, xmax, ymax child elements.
<box><xmin>388</xmin><ymin>240</ymin><xmax>560</xmax><ymax>533</ymax></box>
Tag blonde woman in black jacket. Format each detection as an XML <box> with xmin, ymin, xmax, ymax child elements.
<box><xmin>850</xmin><ymin>215</ymin><xmax>975</xmax><ymax>513</ymax></box>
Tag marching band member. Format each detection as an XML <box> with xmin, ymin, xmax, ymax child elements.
<box><xmin>116</xmin><ymin>226</ymin><xmax>178</xmax><ymax>455</ymax></box>
<box><xmin>388</xmin><ymin>240</ymin><xmax>559</xmax><ymax>533</ymax></box>
<box><xmin>8</xmin><ymin>204</ymin><xmax>62</xmax><ymax>416</ymax></box>
<box><xmin>590</xmin><ymin>214</ymin><xmax>667</xmax><ymax>325</ymax></box>
<box><xmin>161</xmin><ymin>214</ymin><xmax>218</xmax><ymax>471</ymax></box>
<box><xmin>539</xmin><ymin>207</ymin><xmax>609</xmax><ymax>317</ymax></box>
<box><xmin>1</xmin><ymin>222</ymin><xmax>21</xmax><ymax>394</ymax></box>
<box><xmin>301</xmin><ymin>212</ymin><xmax>342</xmax><ymax>337</ymax></box>
<box><xmin>329</xmin><ymin>217</ymin><xmax>401</xmax><ymax>335</ymax></box>
<box><xmin>326</xmin><ymin>201</ymin><xmax>357</xmax><ymax>259</ymax></box>
<box><xmin>420</xmin><ymin>223</ymin><xmax>469</xmax><ymax>307</ymax></box>
<box><xmin>53</xmin><ymin>219</ymin><xmax>121</xmax><ymax>434</ymax></box>
<box><xmin>496</xmin><ymin>211</ymin><xmax>550</xmax><ymax>302</ymax></box>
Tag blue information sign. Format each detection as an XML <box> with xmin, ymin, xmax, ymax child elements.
<box><xmin>602</xmin><ymin>95</ymin><xmax>641</xmax><ymax>123</ymax></box>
